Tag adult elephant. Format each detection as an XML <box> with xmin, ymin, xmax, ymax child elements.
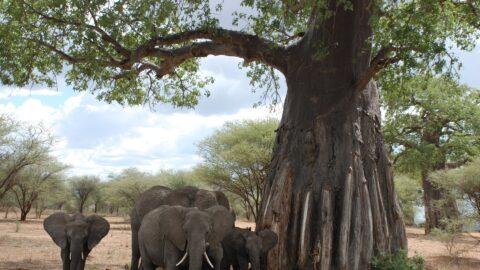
<box><xmin>220</xmin><ymin>227</ymin><xmax>278</xmax><ymax>270</ymax></box>
<box><xmin>138</xmin><ymin>205</ymin><xmax>234</xmax><ymax>270</ymax></box>
<box><xmin>130</xmin><ymin>185</ymin><xmax>230</xmax><ymax>270</ymax></box>
<box><xmin>43</xmin><ymin>212</ymin><xmax>110</xmax><ymax>270</ymax></box>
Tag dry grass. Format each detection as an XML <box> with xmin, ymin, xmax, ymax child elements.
<box><xmin>0</xmin><ymin>212</ymin><xmax>479</xmax><ymax>270</ymax></box>
<box><xmin>407</xmin><ymin>226</ymin><xmax>480</xmax><ymax>270</ymax></box>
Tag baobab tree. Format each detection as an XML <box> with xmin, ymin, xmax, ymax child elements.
<box><xmin>0</xmin><ymin>1</ymin><xmax>478</xmax><ymax>269</ymax></box>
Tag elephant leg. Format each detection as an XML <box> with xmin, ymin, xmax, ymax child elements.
<box><xmin>131</xmin><ymin>228</ymin><xmax>140</xmax><ymax>270</ymax></box>
<box><xmin>219</xmin><ymin>257</ymin><xmax>230</xmax><ymax>270</ymax></box>
<box><xmin>60</xmin><ymin>249</ymin><xmax>70</xmax><ymax>270</ymax></box>
<box><xmin>140</xmin><ymin>257</ymin><xmax>156</xmax><ymax>270</ymax></box>
<box><xmin>208</xmin><ymin>246</ymin><xmax>223</xmax><ymax>270</ymax></box>
<box><xmin>164</xmin><ymin>242</ymin><xmax>181</xmax><ymax>270</ymax></box>
<box><xmin>236</xmin><ymin>256</ymin><xmax>249</xmax><ymax>270</ymax></box>
<box><xmin>79</xmin><ymin>249</ymin><xmax>90</xmax><ymax>270</ymax></box>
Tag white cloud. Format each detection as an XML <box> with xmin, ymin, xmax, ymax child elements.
<box><xmin>0</xmin><ymin>98</ymin><xmax>61</xmax><ymax>127</ymax></box>
<box><xmin>0</xmin><ymin>89</ymin><xmax>281</xmax><ymax>179</ymax></box>
<box><xmin>0</xmin><ymin>87</ymin><xmax>61</xmax><ymax>99</ymax></box>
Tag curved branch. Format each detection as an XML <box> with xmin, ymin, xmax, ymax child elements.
<box><xmin>355</xmin><ymin>46</ymin><xmax>399</xmax><ymax>92</ymax></box>
<box><xmin>138</xmin><ymin>28</ymin><xmax>288</xmax><ymax>73</ymax></box>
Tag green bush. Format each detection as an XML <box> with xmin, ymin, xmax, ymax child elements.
<box><xmin>371</xmin><ymin>250</ymin><xmax>424</xmax><ymax>270</ymax></box>
<box><xmin>394</xmin><ymin>175</ymin><xmax>422</xmax><ymax>226</ymax></box>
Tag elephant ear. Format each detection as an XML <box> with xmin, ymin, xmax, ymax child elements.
<box><xmin>230</xmin><ymin>229</ymin><xmax>247</xmax><ymax>251</ymax></box>
<box><xmin>86</xmin><ymin>215</ymin><xmax>110</xmax><ymax>250</ymax></box>
<box><xmin>43</xmin><ymin>212</ymin><xmax>72</xmax><ymax>249</ymax></box>
<box><xmin>194</xmin><ymin>190</ymin><xmax>217</xmax><ymax>210</ymax></box>
<box><xmin>213</xmin><ymin>191</ymin><xmax>230</xmax><ymax>210</ymax></box>
<box><xmin>258</xmin><ymin>229</ymin><xmax>278</xmax><ymax>253</ymax></box>
<box><xmin>206</xmin><ymin>205</ymin><xmax>235</xmax><ymax>244</ymax></box>
<box><xmin>163</xmin><ymin>206</ymin><xmax>187</xmax><ymax>251</ymax></box>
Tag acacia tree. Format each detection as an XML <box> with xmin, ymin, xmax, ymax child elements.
<box><xmin>196</xmin><ymin>119</ymin><xmax>278</xmax><ymax>223</ymax></box>
<box><xmin>1</xmin><ymin>1</ymin><xmax>479</xmax><ymax>269</ymax></box>
<box><xmin>383</xmin><ymin>76</ymin><xmax>480</xmax><ymax>233</ymax></box>
<box><xmin>11</xmin><ymin>160</ymin><xmax>66</xmax><ymax>221</ymax></box>
<box><xmin>431</xmin><ymin>158</ymin><xmax>480</xmax><ymax>219</ymax></box>
<box><xmin>104</xmin><ymin>168</ymin><xmax>161</xmax><ymax>211</ymax></box>
<box><xmin>0</xmin><ymin>114</ymin><xmax>53</xmax><ymax>200</ymax></box>
<box><xmin>69</xmin><ymin>175</ymin><xmax>100</xmax><ymax>213</ymax></box>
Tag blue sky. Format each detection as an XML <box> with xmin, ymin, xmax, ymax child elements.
<box><xmin>0</xmin><ymin>44</ymin><xmax>478</xmax><ymax>179</ymax></box>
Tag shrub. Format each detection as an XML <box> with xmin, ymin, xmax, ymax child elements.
<box><xmin>371</xmin><ymin>250</ymin><xmax>424</xmax><ymax>270</ymax></box>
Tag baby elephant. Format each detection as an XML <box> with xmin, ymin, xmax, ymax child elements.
<box><xmin>43</xmin><ymin>212</ymin><xmax>110</xmax><ymax>270</ymax></box>
<box><xmin>221</xmin><ymin>227</ymin><xmax>278</xmax><ymax>270</ymax></box>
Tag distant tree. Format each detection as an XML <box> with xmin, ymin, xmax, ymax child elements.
<box><xmin>431</xmin><ymin>158</ymin><xmax>480</xmax><ymax>219</ymax></box>
<box><xmin>44</xmin><ymin>180</ymin><xmax>70</xmax><ymax>211</ymax></box>
<box><xmin>0</xmin><ymin>191</ymin><xmax>17</xmax><ymax>219</ymax></box>
<box><xmin>11</xmin><ymin>159</ymin><xmax>66</xmax><ymax>221</ymax></box>
<box><xmin>196</xmin><ymin>118</ymin><xmax>278</xmax><ymax>223</ymax></box>
<box><xmin>383</xmin><ymin>76</ymin><xmax>480</xmax><ymax>233</ymax></box>
<box><xmin>70</xmin><ymin>176</ymin><xmax>100</xmax><ymax>213</ymax></box>
<box><xmin>394</xmin><ymin>175</ymin><xmax>423</xmax><ymax>226</ymax></box>
<box><xmin>104</xmin><ymin>168</ymin><xmax>162</xmax><ymax>213</ymax></box>
<box><xmin>91</xmin><ymin>182</ymin><xmax>107</xmax><ymax>213</ymax></box>
<box><xmin>157</xmin><ymin>169</ymin><xmax>202</xmax><ymax>189</ymax></box>
<box><xmin>0</xmin><ymin>114</ymin><xmax>54</xmax><ymax>200</ymax></box>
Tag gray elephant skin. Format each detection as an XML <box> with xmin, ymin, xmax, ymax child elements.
<box><xmin>43</xmin><ymin>212</ymin><xmax>110</xmax><ymax>270</ymax></box>
<box><xmin>220</xmin><ymin>227</ymin><xmax>278</xmax><ymax>270</ymax></box>
<box><xmin>138</xmin><ymin>205</ymin><xmax>234</xmax><ymax>270</ymax></box>
<box><xmin>130</xmin><ymin>185</ymin><xmax>230</xmax><ymax>270</ymax></box>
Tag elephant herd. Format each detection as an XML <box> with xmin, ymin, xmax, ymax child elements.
<box><xmin>43</xmin><ymin>185</ymin><xmax>278</xmax><ymax>270</ymax></box>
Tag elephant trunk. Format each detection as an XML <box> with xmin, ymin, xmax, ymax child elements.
<box><xmin>187</xmin><ymin>233</ymin><xmax>207</xmax><ymax>270</ymax></box>
<box><xmin>248</xmin><ymin>250</ymin><xmax>261</xmax><ymax>270</ymax></box>
<box><xmin>69</xmin><ymin>239</ymin><xmax>84</xmax><ymax>270</ymax></box>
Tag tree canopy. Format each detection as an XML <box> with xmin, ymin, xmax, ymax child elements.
<box><xmin>10</xmin><ymin>159</ymin><xmax>66</xmax><ymax>220</ymax></box>
<box><xmin>69</xmin><ymin>175</ymin><xmax>100</xmax><ymax>213</ymax></box>
<box><xmin>0</xmin><ymin>1</ymin><xmax>478</xmax><ymax>106</ymax></box>
<box><xmin>384</xmin><ymin>76</ymin><xmax>480</xmax><ymax>174</ymax></box>
<box><xmin>196</xmin><ymin>118</ymin><xmax>278</xmax><ymax>222</ymax></box>
<box><xmin>0</xmin><ymin>114</ymin><xmax>56</xmax><ymax>200</ymax></box>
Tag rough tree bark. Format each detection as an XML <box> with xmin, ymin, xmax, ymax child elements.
<box><xmin>257</xmin><ymin>1</ymin><xmax>407</xmax><ymax>269</ymax></box>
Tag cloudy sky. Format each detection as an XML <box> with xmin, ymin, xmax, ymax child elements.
<box><xmin>0</xmin><ymin>56</ymin><xmax>285</xmax><ymax>179</ymax></box>
<box><xmin>0</xmin><ymin>13</ymin><xmax>479</xmax><ymax>180</ymax></box>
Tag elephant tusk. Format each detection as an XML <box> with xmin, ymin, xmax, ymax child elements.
<box><xmin>176</xmin><ymin>251</ymin><xmax>188</xmax><ymax>266</ymax></box>
<box><xmin>69</xmin><ymin>252</ymin><xmax>71</xmax><ymax>260</ymax></box>
<box><xmin>204</xmin><ymin>252</ymin><xmax>214</xmax><ymax>268</ymax></box>
<box><xmin>81</xmin><ymin>252</ymin><xmax>84</xmax><ymax>260</ymax></box>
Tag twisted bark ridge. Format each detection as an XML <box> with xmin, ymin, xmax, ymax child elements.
<box><xmin>258</xmin><ymin>81</ymin><xmax>406</xmax><ymax>270</ymax></box>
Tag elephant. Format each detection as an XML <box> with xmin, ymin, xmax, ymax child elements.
<box><xmin>130</xmin><ymin>185</ymin><xmax>230</xmax><ymax>270</ymax></box>
<box><xmin>220</xmin><ymin>227</ymin><xmax>278</xmax><ymax>270</ymax></box>
<box><xmin>138</xmin><ymin>205</ymin><xmax>234</xmax><ymax>270</ymax></box>
<box><xmin>43</xmin><ymin>212</ymin><xmax>110</xmax><ymax>270</ymax></box>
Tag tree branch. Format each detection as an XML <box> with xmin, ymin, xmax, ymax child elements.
<box><xmin>355</xmin><ymin>46</ymin><xmax>401</xmax><ymax>92</ymax></box>
<box><xmin>21</xmin><ymin>0</ymin><xmax>130</xmax><ymax>57</ymax></box>
<box><xmin>137</xmin><ymin>28</ymin><xmax>287</xmax><ymax>73</ymax></box>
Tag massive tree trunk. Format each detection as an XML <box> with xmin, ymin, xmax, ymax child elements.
<box><xmin>257</xmin><ymin>1</ymin><xmax>407</xmax><ymax>269</ymax></box>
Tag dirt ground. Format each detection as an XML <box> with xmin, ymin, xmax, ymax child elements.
<box><xmin>0</xmin><ymin>213</ymin><xmax>479</xmax><ymax>270</ymax></box>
